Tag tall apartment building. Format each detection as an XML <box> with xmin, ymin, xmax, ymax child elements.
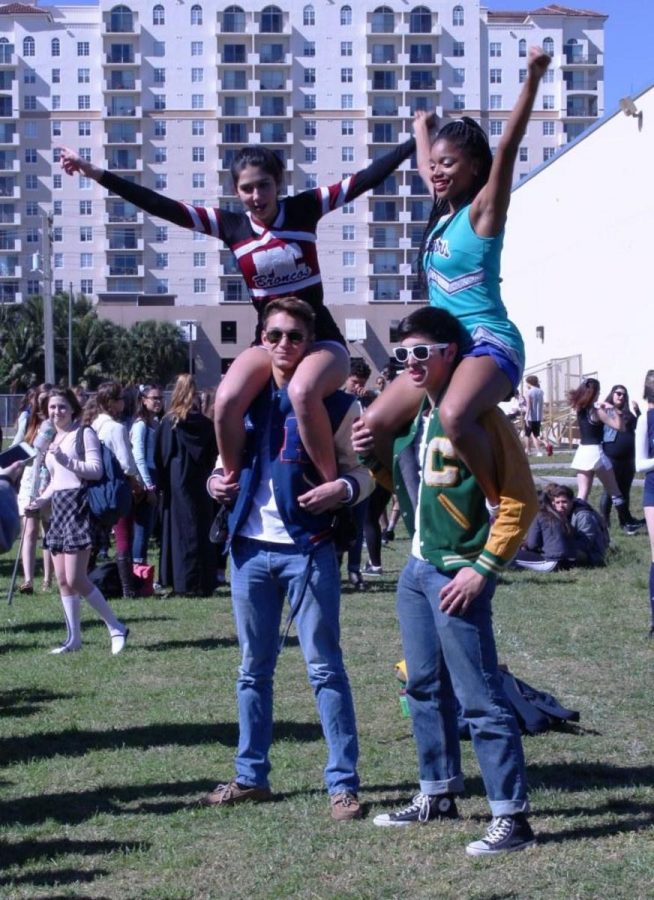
<box><xmin>0</xmin><ymin>1</ymin><xmax>606</xmax><ymax>375</ymax></box>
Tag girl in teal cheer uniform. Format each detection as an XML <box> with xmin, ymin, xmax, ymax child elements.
<box><xmin>365</xmin><ymin>47</ymin><xmax>550</xmax><ymax>511</ymax></box>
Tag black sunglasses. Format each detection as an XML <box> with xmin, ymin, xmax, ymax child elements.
<box><xmin>264</xmin><ymin>328</ymin><xmax>307</xmax><ymax>345</ymax></box>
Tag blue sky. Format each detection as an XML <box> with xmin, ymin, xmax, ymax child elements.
<box><xmin>485</xmin><ymin>0</ymin><xmax>654</xmax><ymax>112</ymax></box>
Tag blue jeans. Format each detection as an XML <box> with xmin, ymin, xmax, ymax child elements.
<box><xmin>397</xmin><ymin>555</ymin><xmax>528</xmax><ymax>817</ymax></box>
<box><xmin>132</xmin><ymin>470</ymin><xmax>157</xmax><ymax>563</ymax></box>
<box><xmin>229</xmin><ymin>536</ymin><xmax>359</xmax><ymax>796</ymax></box>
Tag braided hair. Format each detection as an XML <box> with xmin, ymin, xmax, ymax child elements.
<box><xmin>418</xmin><ymin>117</ymin><xmax>493</xmax><ymax>289</ymax></box>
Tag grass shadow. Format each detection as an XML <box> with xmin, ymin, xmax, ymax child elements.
<box><xmin>0</xmin><ymin>616</ymin><xmax>175</xmax><ymax>635</ymax></box>
<box><xmin>144</xmin><ymin>636</ymin><xmax>239</xmax><ymax>651</ymax></box>
<box><xmin>0</xmin><ymin>688</ymin><xmax>74</xmax><ymax>718</ymax></box>
<box><xmin>0</xmin><ymin>836</ymin><xmax>146</xmax><ymax>874</ymax></box>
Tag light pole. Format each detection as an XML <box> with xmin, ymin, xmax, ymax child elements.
<box><xmin>179</xmin><ymin>319</ymin><xmax>197</xmax><ymax>374</ymax></box>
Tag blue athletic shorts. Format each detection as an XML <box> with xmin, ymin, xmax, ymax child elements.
<box><xmin>463</xmin><ymin>340</ymin><xmax>521</xmax><ymax>392</ymax></box>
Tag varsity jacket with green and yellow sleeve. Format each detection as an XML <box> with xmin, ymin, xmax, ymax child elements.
<box><xmin>392</xmin><ymin>399</ymin><xmax>537</xmax><ymax>578</ymax></box>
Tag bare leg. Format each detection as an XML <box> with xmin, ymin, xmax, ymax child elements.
<box><xmin>438</xmin><ymin>356</ymin><xmax>512</xmax><ymax>507</ymax></box>
<box><xmin>214</xmin><ymin>347</ymin><xmax>273</xmax><ymax>479</ymax></box>
<box><xmin>595</xmin><ymin>466</ymin><xmax>622</xmax><ymax>499</ymax></box>
<box><xmin>363</xmin><ymin>372</ymin><xmax>424</xmax><ymax>471</ymax></box>
<box><xmin>21</xmin><ymin>514</ymin><xmax>38</xmax><ymax>585</ymax></box>
<box><xmin>287</xmin><ymin>345</ymin><xmax>349</xmax><ymax>483</ymax></box>
<box><xmin>576</xmin><ymin>470</ymin><xmax>594</xmax><ymax>501</ymax></box>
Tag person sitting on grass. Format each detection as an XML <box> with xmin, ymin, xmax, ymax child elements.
<box><xmin>203</xmin><ymin>296</ymin><xmax>373</xmax><ymax>821</ymax></box>
<box><xmin>352</xmin><ymin>305</ymin><xmax>538</xmax><ymax>857</ymax></box>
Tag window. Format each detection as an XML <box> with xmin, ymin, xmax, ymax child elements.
<box><xmin>305</xmin><ymin>147</ymin><xmax>317</xmax><ymax>163</ymax></box>
<box><xmin>80</xmin><ymin>253</ymin><xmax>93</xmax><ymax>269</ymax></box>
<box><xmin>154</xmin><ymin>95</ymin><xmax>166</xmax><ymax>111</ymax></box>
<box><xmin>52</xmin><ymin>96</ymin><xmax>61</xmax><ymax>111</ymax></box>
<box><xmin>453</xmin><ymin>68</ymin><xmax>465</xmax><ymax>86</ymax></box>
<box><xmin>260</xmin><ymin>5</ymin><xmax>283</xmax><ymax>32</ymax></box>
<box><xmin>26</xmin><ymin>228</ymin><xmax>39</xmax><ymax>244</ymax></box>
<box><xmin>542</xmin><ymin>121</ymin><xmax>555</xmax><ymax>136</ymax></box>
<box><xmin>341</xmin><ymin>68</ymin><xmax>353</xmax><ymax>83</ymax></box>
<box><xmin>342</xmin><ymin>146</ymin><xmax>354</xmax><ymax>163</ymax></box>
<box><xmin>191</xmin><ymin>4</ymin><xmax>203</xmax><ymax>25</ymax></box>
<box><xmin>192</xmin><ymin>173</ymin><xmax>205</xmax><ymax>189</ymax></box>
<box><xmin>153</xmin><ymin>41</ymin><xmax>165</xmax><ymax>56</ymax></box>
<box><xmin>78</xmin><ymin>95</ymin><xmax>91</xmax><ymax>110</ymax></box>
<box><xmin>23</xmin><ymin>36</ymin><xmax>35</xmax><ymax>57</ymax></box>
<box><xmin>223</xmin><ymin>6</ymin><xmax>246</xmax><ymax>32</ymax></box>
<box><xmin>342</xmin><ymin>202</ymin><xmax>354</xmax><ymax>214</ymax></box>
<box><xmin>453</xmin><ymin>41</ymin><xmax>464</xmax><ymax>57</ymax></box>
<box><xmin>52</xmin><ymin>37</ymin><xmax>60</xmax><ymax>57</ymax></box>
<box><xmin>192</xmin><ymin>120</ymin><xmax>205</xmax><ymax>136</ymax></box>
<box><xmin>154</xmin><ymin>67</ymin><xmax>166</xmax><ymax>84</ymax></box>
<box><xmin>343</xmin><ymin>277</ymin><xmax>355</xmax><ymax>293</ymax></box>
<box><xmin>53</xmin><ymin>201</ymin><xmax>63</xmax><ymax>216</ymax></box>
<box><xmin>154</xmin><ymin>120</ymin><xmax>167</xmax><ymax>137</ymax></box>
<box><xmin>193</xmin><ymin>278</ymin><xmax>206</xmax><ymax>294</ymax></box>
<box><xmin>304</xmin><ymin>174</ymin><xmax>317</xmax><ymax>189</ymax></box>
<box><xmin>519</xmin><ymin>147</ymin><xmax>528</xmax><ymax>162</ymax></box>
<box><xmin>52</xmin><ymin>120</ymin><xmax>62</xmax><ymax>137</ymax></box>
<box><xmin>80</xmin><ymin>226</ymin><xmax>93</xmax><ymax>241</ymax></box>
<box><xmin>81</xmin><ymin>279</ymin><xmax>93</xmax><ymax>294</ymax></box>
<box><xmin>25</xmin><ymin>121</ymin><xmax>37</xmax><ymax>138</ymax></box>
<box><xmin>453</xmin><ymin>4</ymin><xmax>464</xmax><ymax>26</ymax></box>
<box><xmin>192</xmin><ymin>147</ymin><xmax>205</xmax><ymax>162</ymax></box>
<box><xmin>53</xmin><ymin>174</ymin><xmax>62</xmax><ymax>190</ymax></box>
<box><xmin>191</xmin><ymin>94</ymin><xmax>204</xmax><ymax>109</ymax></box>
<box><xmin>25</xmin><ymin>148</ymin><xmax>37</xmax><ymax>164</ymax></box>
<box><xmin>79</xmin><ymin>148</ymin><xmax>91</xmax><ymax>162</ymax></box>
<box><xmin>191</xmin><ymin>41</ymin><xmax>203</xmax><ymax>56</ymax></box>
<box><xmin>78</xmin><ymin>67</ymin><xmax>90</xmax><ymax>83</ymax></box>
<box><xmin>303</xmin><ymin>4</ymin><xmax>315</xmax><ymax>26</ymax></box>
<box><xmin>80</xmin><ymin>200</ymin><xmax>92</xmax><ymax>215</ymax></box>
<box><xmin>543</xmin><ymin>95</ymin><xmax>555</xmax><ymax>110</ymax></box>
<box><xmin>304</xmin><ymin>42</ymin><xmax>315</xmax><ymax>57</ymax></box>
<box><xmin>518</xmin><ymin>39</ymin><xmax>526</xmax><ymax>57</ymax></box>
<box><xmin>490</xmin><ymin>68</ymin><xmax>502</xmax><ymax>84</ymax></box>
<box><xmin>51</xmin><ymin>68</ymin><xmax>60</xmax><ymax>83</ymax></box>
<box><xmin>155</xmin><ymin>279</ymin><xmax>168</xmax><ymax>294</ymax></box>
<box><xmin>341</xmin><ymin>41</ymin><xmax>352</xmax><ymax>56</ymax></box>
<box><xmin>24</xmin><ymin>69</ymin><xmax>35</xmax><ymax>84</ymax></box>
<box><xmin>155</xmin><ymin>147</ymin><xmax>167</xmax><ymax>163</ymax></box>
<box><xmin>224</xmin><ymin>44</ymin><xmax>246</xmax><ymax>63</ymax></box>
<box><xmin>54</xmin><ymin>254</ymin><xmax>63</xmax><ymax>269</ymax></box>
<box><xmin>342</xmin><ymin>225</ymin><xmax>355</xmax><ymax>241</ymax></box>
<box><xmin>304</xmin><ymin>119</ymin><xmax>316</xmax><ymax>137</ymax></box>
<box><xmin>153</xmin><ymin>4</ymin><xmax>164</xmax><ymax>25</ymax></box>
<box><xmin>342</xmin><ymin>119</ymin><xmax>353</xmax><ymax>136</ymax></box>
<box><xmin>304</xmin><ymin>68</ymin><xmax>315</xmax><ymax>85</ymax></box>
<box><xmin>543</xmin><ymin>147</ymin><xmax>555</xmax><ymax>161</ymax></box>
<box><xmin>490</xmin><ymin>94</ymin><xmax>502</xmax><ymax>110</ymax></box>
<box><xmin>343</xmin><ymin>251</ymin><xmax>355</xmax><ymax>266</ymax></box>
<box><xmin>341</xmin><ymin>94</ymin><xmax>353</xmax><ymax>110</ymax></box>
<box><xmin>519</xmin><ymin>69</ymin><xmax>527</xmax><ymax>84</ymax></box>
<box><xmin>543</xmin><ymin>37</ymin><xmax>554</xmax><ymax>57</ymax></box>
<box><xmin>193</xmin><ymin>252</ymin><xmax>206</xmax><ymax>267</ymax></box>
<box><xmin>304</xmin><ymin>94</ymin><xmax>316</xmax><ymax>110</ymax></box>
<box><xmin>543</xmin><ymin>69</ymin><xmax>554</xmax><ymax>83</ymax></box>
<box><xmin>155</xmin><ymin>226</ymin><xmax>168</xmax><ymax>242</ymax></box>
<box><xmin>155</xmin><ymin>174</ymin><xmax>168</xmax><ymax>189</ymax></box>
<box><xmin>23</xmin><ymin>96</ymin><xmax>37</xmax><ymax>111</ymax></box>
<box><xmin>77</xmin><ymin>42</ymin><xmax>90</xmax><ymax>56</ymax></box>
<box><xmin>155</xmin><ymin>252</ymin><xmax>168</xmax><ymax>268</ymax></box>
<box><xmin>371</xmin><ymin>7</ymin><xmax>394</xmax><ymax>32</ymax></box>
<box><xmin>489</xmin><ymin>120</ymin><xmax>503</xmax><ymax>136</ymax></box>
<box><xmin>340</xmin><ymin>5</ymin><xmax>352</xmax><ymax>26</ymax></box>
<box><xmin>410</xmin><ymin>6</ymin><xmax>431</xmax><ymax>33</ymax></box>
<box><xmin>453</xmin><ymin>95</ymin><xmax>465</xmax><ymax>111</ymax></box>
<box><xmin>490</xmin><ymin>42</ymin><xmax>501</xmax><ymax>58</ymax></box>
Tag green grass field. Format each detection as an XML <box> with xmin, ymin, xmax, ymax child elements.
<box><xmin>1</xmin><ymin>474</ymin><xmax>653</xmax><ymax>899</ymax></box>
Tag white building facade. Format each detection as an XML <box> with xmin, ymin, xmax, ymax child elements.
<box><xmin>0</xmin><ymin>1</ymin><xmax>606</xmax><ymax>380</ymax></box>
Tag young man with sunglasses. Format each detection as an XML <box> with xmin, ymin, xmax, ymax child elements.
<box><xmin>204</xmin><ymin>296</ymin><xmax>372</xmax><ymax>820</ymax></box>
<box><xmin>353</xmin><ymin>306</ymin><xmax>538</xmax><ymax>856</ymax></box>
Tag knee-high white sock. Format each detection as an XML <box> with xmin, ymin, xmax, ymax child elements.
<box><xmin>61</xmin><ymin>594</ymin><xmax>82</xmax><ymax>648</ymax></box>
<box><xmin>84</xmin><ymin>586</ymin><xmax>124</xmax><ymax>636</ymax></box>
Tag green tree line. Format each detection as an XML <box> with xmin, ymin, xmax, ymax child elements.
<box><xmin>0</xmin><ymin>294</ymin><xmax>188</xmax><ymax>392</ymax></box>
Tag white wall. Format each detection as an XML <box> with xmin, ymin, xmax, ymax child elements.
<box><xmin>503</xmin><ymin>84</ymin><xmax>654</xmax><ymax>401</ymax></box>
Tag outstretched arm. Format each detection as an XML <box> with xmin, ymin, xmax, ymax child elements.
<box><xmin>59</xmin><ymin>146</ymin><xmax>199</xmax><ymax>231</ymax></box>
<box><xmin>472</xmin><ymin>46</ymin><xmax>551</xmax><ymax>237</ymax></box>
<box><xmin>340</xmin><ymin>136</ymin><xmax>416</xmax><ymax>205</ymax></box>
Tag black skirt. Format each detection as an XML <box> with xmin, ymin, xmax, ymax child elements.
<box><xmin>44</xmin><ymin>488</ymin><xmax>95</xmax><ymax>555</ymax></box>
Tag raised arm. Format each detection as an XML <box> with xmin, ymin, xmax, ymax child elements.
<box><xmin>59</xmin><ymin>146</ymin><xmax>200</xmax><ymax>231</ymax></box>
<box><xmin>472</xmin><ymin>47</ymin><xmax>551</xmax><ymax>237</ymax></box>
<box><xmin>413</xmin><ymin>110</ymin><xmax>437</xmax><ymax>198</ymax></box>
<box><xmin>341</xmin><ymin>136</ymin><xmax>416</xmax><ymax>204</ymax></box>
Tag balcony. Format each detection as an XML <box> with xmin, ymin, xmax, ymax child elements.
<box><xmin>104</xmin><ymin>210</ymin><xmax>144</xmax><ymax>225</ymax></box>
<box><xmin>105</xmin><ymin>126</ymin><xmax>142</xmax><ymax>144</ymax></box>
<box><xmin>105</xmin><ymin>104</ymin><xmax>142</xmax><ymax>119</ymax></box>
<box><xmin>562</xmin><ymin>50</ymin><xmax>602</xmax><ymax>67</ymax></box>
<box><xmin>105</xmin><ymin>51</ymin><xmax>141</xmax><ymax>66</ymax></box>
<box><xmin>0</xmin><ymin>45</ymin><xmax>15</xmax><ymax>66</ymax></box>
<box><xmin>101</xmin><ymin>14</ymin><xmax>139</xmax><ymax>36</ymax></box>
<box><xmin>105</xmin><ymin>263</ymin><xmax>144</xmax><ymax>278</ymax></box>
<box><xmin>106</xmin><ymin>236</ymin><xmax>143</xmax><ymax>251</ymax></box>
<box><xmin>565</xmin><ymin>98</ymin><xmax>598</xmax><ymax>118</ymax></box>
<box><xmin>106</xmin><ymin>155</ymin><xmax>142</xmax><ymax>172</ymax></box>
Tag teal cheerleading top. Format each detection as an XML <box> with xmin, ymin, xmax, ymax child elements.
<box><xmin>424</xmin><ymin>203</ymin><xmax>524</xmax><ymax>369</ymax></box>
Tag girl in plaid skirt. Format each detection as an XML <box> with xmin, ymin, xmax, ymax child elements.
<box><xmin>27</xmin><ymin>388</ymin><xmax>129</xmax><ymax>655</ymax></box>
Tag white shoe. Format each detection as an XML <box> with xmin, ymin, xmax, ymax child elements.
<box><xmin>513</xmin><ymin>558</ymin><xmax>558</xmax><ymax>572</ymax></box>
<box><xmin>111</xmin><ymin>628</ymin><xmax>129</xmax><ymax>655</ymax></box>
<box><xmin>49</xmin><ymin>642</ymin><xmax>81</xmax><ymax>655</ymax></box>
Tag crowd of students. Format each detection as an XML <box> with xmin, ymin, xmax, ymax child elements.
<box><xmin>2</xmin><ymin>43</ymin><xmax>653</xmax><ymax>859</ymax></box>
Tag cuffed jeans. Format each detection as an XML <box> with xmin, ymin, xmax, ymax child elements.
<box><xmin>229</xmin><ymin>536</ymin><xmax>359</xmax><ymax>796</ymax></box>
<box><xmin>397</xmin><ymin>555</ymin><xmax>528</xmax><ymax>817</ymax></box>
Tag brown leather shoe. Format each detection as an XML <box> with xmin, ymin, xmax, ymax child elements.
<box><xmin>330</xmin><ymin>791</ymin><xmax>362</xmax><ymax>821</ymax></box>
<box><xmin>201</xmin><ymin>780</ymin><xmax>272</xmax><ymax>806</ymax></box>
